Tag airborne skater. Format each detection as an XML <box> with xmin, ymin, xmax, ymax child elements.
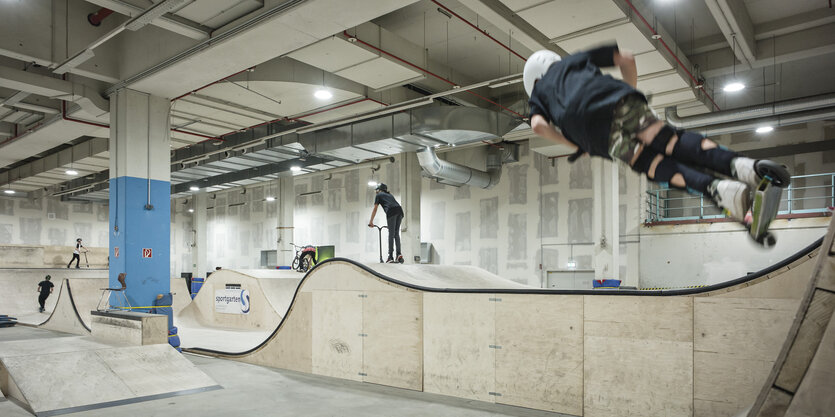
<box><xmin>524</xmin><ymin>45</ymin><xmax>789</xmax><ymax>243</ymax></box>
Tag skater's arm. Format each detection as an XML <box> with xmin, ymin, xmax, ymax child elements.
<box><xmin>530</xmin><ymin>115</ymin><xmax>579</xmax><ymax>152</ymax></box>
<box><xmin>613</xmin><ymin>50</ymin><xmax>637</xmax><ymax>88</ymax></box>
<box><xmin>368</xmin><ymin>204</ymin><xmax>379</xmax><ymax>227</ymax></box>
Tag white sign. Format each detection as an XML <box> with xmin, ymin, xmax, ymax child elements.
<box><xmin>214</xmin><ymin>289</ymin><xmax>251</xmax><ymax>315</ymax></box>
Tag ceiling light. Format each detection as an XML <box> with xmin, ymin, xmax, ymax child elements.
<box><xmin>290</xmin><ymin>166</ymin><xmax>302</xmax><ymax>172</ymax></box>
<box><xmin>756</xmin><ymin>126</ymin><xmax>774</xmax><ymax>134</ymax></box>
<box><xmin>265</xmin><ymin>196</ymin><xmax>276</xmax><ymax>202</ymax></box>
<box><xmin>4</xmin><ymin>190</ymin><xmax>15</xmax><ymax>195</ymax></box>
<box><xmin>723</xmin><ymin>82</ymin><xmax>745</xmax><ymax>92</ymax></box>
<box><xmin>187</xmin><ymin>208</ymin><xmax>194</xmax><ymax>213</ymax></box>
<box><xmin>189</xmin><ymin>186</ymin><xmax>200</xmax><ymax>191</ymax></box>
<box><xmin>65</xmin><ymin>169</ymin><xmax>78</xmax><ymax>176</ymax></box>
<box><xmin>368</xmin><ymin>180</ymin><xmax>378</xmax><ymax>187</ymax></box>
<box><xmin>314</xmin><ymin>89</ymin><xmax>333</xmax><ymax>100</ymax></box>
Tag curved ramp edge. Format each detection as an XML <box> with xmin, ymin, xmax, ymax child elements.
<box><xmin>748</xmin><ymin>214</ymin><xmax>835</xmax><ymax>416</ymax></box>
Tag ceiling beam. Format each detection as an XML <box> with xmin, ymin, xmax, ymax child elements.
<box><xmin>455</xmin><ymin>0</ymin><xmax>567</xmax><ymax>56</ymax></box>
<box><xmin>171</xmin><ymin>156</ymin><xmax>330</xmax><ymax>194</ymax></box>
<box><xmin>755</xmin><ymin>9</ymin><xmax>835</xmax><ymax>40</ymax></box>
<box><xmin>704</xmin><ymin>0</ymin><xmax>756</xmax><ymax>68</ymax></box>
<box><xmin>82</xmin><ymin>0</ymin><xmax>210</xmax><ymax>40</ymax></box>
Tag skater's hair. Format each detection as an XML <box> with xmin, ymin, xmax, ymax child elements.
<box><xmin>76</xmin><ymin>238</ymin><xmax>82</xmax><ymax>242</ymax></box>
<box><xmin>45</xmin><ymin>275</ymin><xmax>51</xmax><ymax>280</ymax></box>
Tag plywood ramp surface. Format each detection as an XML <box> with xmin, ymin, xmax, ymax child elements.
<box><xmin>0</xmin><ymin>269</ymin><xmax>108</xmax><ymax>326</ymax></box>
<box><xmin>184</xmin><ymin>223</ymin><xmax>829</xmax><ymax>417</ymax></box>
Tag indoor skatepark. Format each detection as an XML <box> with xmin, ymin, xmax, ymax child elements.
<box><xmin>1</xmin><ymin>0</ymin><xmax>834</xmax><ymax>416</ymax></box>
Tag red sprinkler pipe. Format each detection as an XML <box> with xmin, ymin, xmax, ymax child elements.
<box><xmin>431</xmin><ymin>0</ymin><xmax>526</xmax><ymax>61</ymax></box>
<box><xmin>343</xmin><ymin>31</ymin><xmax>524</xmax><ymax>118</ymax></box>
<box><xmin>622</xmin><ymin>0</ymin><xmax>720</xmax><ymax>111</ymax></box>
<box><xmin>87</xmin><ymin>8</ymin><xmax>114</xmax><ymax>27</ymax></box>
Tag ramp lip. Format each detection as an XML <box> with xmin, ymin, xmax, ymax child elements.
<box><xmin>40</xmin><ymin>280</ymin><xmax>91</xmax><ymax>332</ymax></box>
<box><xmin>184</xmin><ymin>236</ymin><xmax>824</xmax><ymax>358</ymax></box>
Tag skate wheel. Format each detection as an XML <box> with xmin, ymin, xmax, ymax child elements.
<box><xmin>764</xmin><ymin>234</ymin><xmax>777</xmax><ymax>247</ymax></box>
<box><xmin>756</xmin><ymin>160</ymin><xmax>791</xmax><ymax>187</ymax></box>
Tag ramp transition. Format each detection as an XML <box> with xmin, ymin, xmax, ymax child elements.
<box><xmin>184</xmin><ymin>219</ymin><xmax>832</xmax><ymax>417</ymax></box>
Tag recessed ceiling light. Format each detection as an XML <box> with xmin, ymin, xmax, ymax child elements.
<box><xmin>187</xmin><ymin>208</ymin><xmax>194</xmax><ymax>213</ymax></box>
<box><xmin>723</xmin><ymin>82</ymin><xmax>745</xmax><ymax>92</ymax></box>
<box><xmin>368</xmin><ymin>180</ymin><xmax>378</xmax><ymax>187</ymax></box>
<box><xmin>189</xmin><ymin>186</ymin><xmax>200</xmax><ymax>191</ymax></box>
<box><xmin>290</xmin><ymin>166</ymin><xmax>302</xmax><ymax>172</ymax></box>
<box><xmin>66</xmin><ymin>169</ymin><xmax>78</xmax><ymax>176</ymax></box>
<box><xmin>314</xmin><ymin>89</ymin><xmax>332</xmax><ymax>100</ymax></box>
<box><xmin>755</xmin><ymin>126</ymin><xmax>774</xmax><ymax>134</ymax></box>
<box><xmin>4</xmin><ymin>190</ymin><xmax>15</xmax><ymax>195</ymax></box>
<box><xmin>265</xmin><ymin>196</ymin><xmax>276</xmax><ymax>202</ymax></box>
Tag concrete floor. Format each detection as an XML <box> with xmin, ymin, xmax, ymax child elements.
<box><xmin>0</xmin><ymin>327</ymin><xmax>572</xmax><ymax>417</ymax></box>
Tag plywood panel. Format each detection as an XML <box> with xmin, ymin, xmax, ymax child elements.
<box><xmin>312</xmin><ymin>290</ymin><xmax>363</xmax><ymax>381</ymax></box>
<box><xmin>423</xmin><ymin>293</ymin><xmax>495</xmax><ymax>402</ymax></box>
<box><xmin>495</xmin><ymin>294</ymin><xmax>583</xmax><ymax>415</ymax></box>
<box><xmin>584</xmin><ymin>296</ymin><xmax>693</xmax><ymax>417</ymax></box>
<box><xmin>694</xmin><ymin>352</ymin><xmax>774</xmax><ymax>417</ymax></box>
<box><xmin>362</xmin><ymin>290</ymin><xmax>423</xmax><ymax>390</ymax></box>
<box><xmin>300</xmin><ymin>263</ymin><xmax>394</xmax><ymax>292</ymax></box>
<box><xmin>785</xmin><ymin>306</ymin><xmax>835</xmax><ymax>416</ymax></box>
<box><xmin>245</xmin><ymin>291</ymin><xmax>313</xmax><ymax>373</ymax></box>
<box><xmin>695</xmin><ymin>298</ymin><xmax>799</xmax><ymax>359</ymax></box>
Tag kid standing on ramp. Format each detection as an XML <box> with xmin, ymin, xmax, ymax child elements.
<box><xmin>524</xmin><ymin>45</ymin><xmax>789</xmax><ymax>231</ymax></box>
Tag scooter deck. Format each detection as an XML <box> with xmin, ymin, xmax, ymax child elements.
<box><xmin>748</xmin><ymin>177</ymin><xmax>782</xmax><ymax>247</ymax></box>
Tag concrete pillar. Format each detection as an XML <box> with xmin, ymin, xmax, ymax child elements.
<box><xmin>109</xmin><ymin>89</ymin><xmax>171</xmax><ymax>309</ymax></box>
<box><xmin>277</xmin><ymin>175</ymin><xmax>295</xmax><ymax>266</ymax></box>
<box><xmin>191</xmin><ymin>191</ymin><xmax>207</xmax><ymax>279</ymax></box>
<box><xmin>399</xmin><ymin>152</ymin><xmax>421</xmax><ymax>263</ymax></box>
<box><xmin>592</xmin><ymin>158</ymin><xmax>618</xmax><ymax>280</ymax></box>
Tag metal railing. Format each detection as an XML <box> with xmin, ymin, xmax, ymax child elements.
<box><xmin>646</xmin><ymin>172</ymin><xmax>834</xmax><ymax>223</ymax></box>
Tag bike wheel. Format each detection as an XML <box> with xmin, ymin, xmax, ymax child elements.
<box><xmin>291</xmin><ymin>256</ymin><xmax>300</xmax><ymax>271</ymax></box>
<box><xmin>300</xmin><ymin>253</ymin><xmax>313</xmax><ymax>272</ymax></box>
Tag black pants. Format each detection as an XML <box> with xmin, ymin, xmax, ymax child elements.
<box><xmin>386</xmin><ymin>212</ymin><xmax>403</xmax><ymax>259</ymax></box>
<box><xmin>38</xmin><ymin>293</ymin><xmax>49</xmax><ymax>309</ymax></box>
<box><xmin>68</xmin><ymin>253</ymin><xmax>80</xmax><ymax>268</ymax></box>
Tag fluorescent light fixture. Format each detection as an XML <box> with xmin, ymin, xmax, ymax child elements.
<box><xmin>65</xmin><ymin>169</ymin><xmax>78</xmax><ymax>176</ymax></box>
<box><xmin>4</xmin><ymin>190</ymin><xmax>15</xmax><ymax>195</ymax></box>
<box><xmin>567</xmin><ymin>259</ymin><xmax>576</xmax><ymax>269</ymax></box>
<box><xmin>368</xmin><ymin>180</ymin><xmax>378</xmax><ymax>187</ymax></box>
<box><xmin>723</xmin><ymin>82</ymin><xmax>745</xmax><ymax>92</ymax></box>
<box><xmin>290</xmin><ymin>166</ymin><xmax>302</xmax><ymax>172</ymax></box>
<box><xmin>314</xmin><ymin>90</ymin><xmax>333</xmax><ymax>100</ymax></box>
<box><xmin>755</xmin><ymin>126</ymin><xmax>774</xmax><ymax>134</ymax></box>
<box><xmin>187</xmin><ymin>208</ymin><xmax>194</xmax><ymax>213</ymax></box>
<box><xmin>189</xmin><ymin>186</ymin><xmax>200</xmax><ymax>191</ymax></box>
<box><xmin>265</xmin><ymin>196</ymin><xmax>276</xmax><ymax>202</ymax></box>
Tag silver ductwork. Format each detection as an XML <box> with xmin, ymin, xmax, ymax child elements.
<box><xmin>417</xmin><ymin>145</ymin><xmax>505</xmax><ymax>189</ymax></box>
<box><xmin>665</xmin><ymin>93</ymin><xmax>835</xmax><ymax>129</ymax></box>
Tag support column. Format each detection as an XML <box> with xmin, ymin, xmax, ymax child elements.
<box><xmin>191</xmin><ymin>191</ymin><xmax>207</xmax><ymax>279</ymax></box>
<box><xmin>109</xmin><ymin>89</ymin><xmax>170</xmax><ymax>309</ymax></box>
<box><xmin>399</xmin><ymin>152</ymin><xmax>421</xmax><ymax>263</ymax></box>
<box><xmin>277</xmin><ymin>175</ymin><xmax>295</xmax><ymax>266</ymax></box>
<box><xmin>592</xmin><ymin>158</ymin><xmax>618</xmax><ymax>280</ymax></box>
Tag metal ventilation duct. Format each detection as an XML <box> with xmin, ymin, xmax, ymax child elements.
<box><xmin>416</xmin><ymin>143</ymin><xmax>509</xmax><ymax>189</ymax></box>
<box><xmin>665</xmin><ymin>93</ymin><xmax>835</xmax><ymax>129</ymax></box>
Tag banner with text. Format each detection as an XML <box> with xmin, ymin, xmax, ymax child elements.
<box><xmin>215</xmin><ymin>289</ymin><xmax>251</xmax><ymax>315</ymax></box>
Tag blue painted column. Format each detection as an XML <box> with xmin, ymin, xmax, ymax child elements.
<box><xmin>108</xmin><ymin>89</ymin><xmax>170</xmax><ymax>309</ymax></box>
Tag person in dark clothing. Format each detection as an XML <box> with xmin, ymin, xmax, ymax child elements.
<box><xmin>368</xmin><ymin>183</ymin><xmax>404</xmax><ymax>263</ymax></box>
<box><xmin>37</xmin><ymin>275</ymin><xmax>54</xmax><ymax>313</ymax></box>
<box><xmin>524</xmin><ymin>45</ymin><xmax>789</xmax><ymax>224</ymax></box>
<box><xmin>67</xmin><ymin>238</ymin><xmax>85</xmax><ymax>268</ymax></box>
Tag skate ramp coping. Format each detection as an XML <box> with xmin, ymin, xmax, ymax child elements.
<box><xmin>38</xmin><ymin>278</ymin><xmax>108</xmax><ymax>336</ymax></box>
<box><xmin>186</xmin><ymin>219</ymin><xmax>831</xmax><ymax>417</ymax></box>
<box><xmin>0</xmin><ymin>336</ymin><xmax>220</xmax><ymax>416</ymax></box>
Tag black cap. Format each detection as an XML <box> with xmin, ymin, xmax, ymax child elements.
<box><xmin>376</xmin><ymin>183</ymin><xmax>387</xmax><ymax>192</ymax></box>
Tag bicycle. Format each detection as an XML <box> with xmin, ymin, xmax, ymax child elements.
<box><xmin>290</xmin><ymin>243</ymin><xmax>317</xmax><ymax>273</ymax></box>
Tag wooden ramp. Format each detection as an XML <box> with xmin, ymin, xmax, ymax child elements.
<box><xmin>184</xmin><ymin>218</ymin><xmax>832</xmax><ymax>417</ymax></box>
<box><xmin>38</xmin><ymin>278</ymin><xmax>107</xmax><ymax>335</ymax></box>
<box><xmin>0</xmin><ymin>337</ymin><xmax>219</xmax><ymax>416</ymax></box>
<box><xmin>747</xmin><ymin>215</ymin><xmax>835</xmax><ymax>416</ymax></box>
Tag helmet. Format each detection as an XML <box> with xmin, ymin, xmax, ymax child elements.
<box><xmin>76</xmin><ymin>238</ymin><xmax>82</xmax><ymax>242</ymax></box>
<box><xmin>376</xmin><ymin>183</ymin><xmax>388</xmax><ymax>192</ymax></box>
<box><xmin>523</xmin><ymin>50</ymin><xmax>561</xmax><ymax>97</ymax></box>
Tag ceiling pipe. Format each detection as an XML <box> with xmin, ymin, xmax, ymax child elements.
<box><xmin>665</xmin><ymin>92</ymin><xmax>835</xmax><ymax>128</ymax></box>
<box><xmin>692</xmin><ymin>108</ymin><xmax>835</xmax><ymax>136</ymax></box>
<box><xmin>343</xmin><ymin>30</ymin><xmax>524</xmax><ymax>118</ymax></box>
<box><xmin>88</xmin><ymin>8</ymin><xmax>115</xmax><ymax>26</ymax></box>
<box><xmin>622</xmin><ymin>0</ymin><xmax>721</xmax><ymax>111</ymax></box>
<box><xmin>417</xmin><ymin>146</ymin><xmax>502</xmax><ymax>189</ymax></box>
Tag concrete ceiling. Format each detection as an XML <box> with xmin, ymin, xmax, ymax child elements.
<box><xmin>0</xmin><ymin>0</ymin><xmax>832</xmax><ymax>201</ymax></box>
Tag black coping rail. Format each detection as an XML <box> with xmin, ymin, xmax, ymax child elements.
<box><xmin>185</xmin><ymin>235</ymin><xmax>824</xmax><ymax>357</ymax></box>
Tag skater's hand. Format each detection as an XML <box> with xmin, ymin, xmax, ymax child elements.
<box><xmin>368</xmin><ymin>222</ymin><xmax>374</xmax><ymax>228</ymax></box>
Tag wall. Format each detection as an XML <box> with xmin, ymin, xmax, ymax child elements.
<box><xmin>0</xmin><ymin>195</ymin><xmax>109</xmax><ymax>249</ymax></box>
<box><xmin>419</xmin><ymin>141</ymin><xmax>644</xmax><ymax>287</ymax></box>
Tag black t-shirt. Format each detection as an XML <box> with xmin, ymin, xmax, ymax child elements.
<box><xmin>374</xmin><ymin>192</ymin><xmax>402</xmax><ymax>216</ymax></box>
<box><xmin>38</xmin><ymin>280</ymin><xmax>54</xmax><ymax>296</ymax></box>
<box><xmin>528</xmin><ymin>44</ymin><xmax>642</xmax><ymax>158</ymax></box>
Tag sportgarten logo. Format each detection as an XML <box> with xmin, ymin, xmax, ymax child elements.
<box><xmin>214</xmin><ymin>288</ymin><xmax>251</xmax><ymax>315</ymax></box>
<box><xmin>240</xmin><ymin>289</ymin><xmax>250</xmax><ymax>314</ymax></box>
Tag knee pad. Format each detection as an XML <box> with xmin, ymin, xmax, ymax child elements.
<box><xmin>649</xmin><ymin>126</ymin><xmax>736</xmax><ymax>176</ymax></box>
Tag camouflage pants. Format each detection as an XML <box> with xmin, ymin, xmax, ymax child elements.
<box><xmin>607</xmin><ymin>94</ymin><xmax>658</xmax><ymax>165</ymax></box>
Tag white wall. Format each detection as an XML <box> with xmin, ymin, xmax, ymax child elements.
<box><xmin>0</xmin><ymin>195</ymin><xmax>109</xmax><ymax>248</ymax></box>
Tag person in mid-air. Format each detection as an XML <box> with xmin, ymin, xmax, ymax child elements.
<box><xmin>524</xmin><ymin>44</ymin><xmax>789</xmax><ymax>223</ymax></box>
<box><xmin>368</xmin><ymin>183</ymin><xmax>404</xmax><ymax>263</ymax></box>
